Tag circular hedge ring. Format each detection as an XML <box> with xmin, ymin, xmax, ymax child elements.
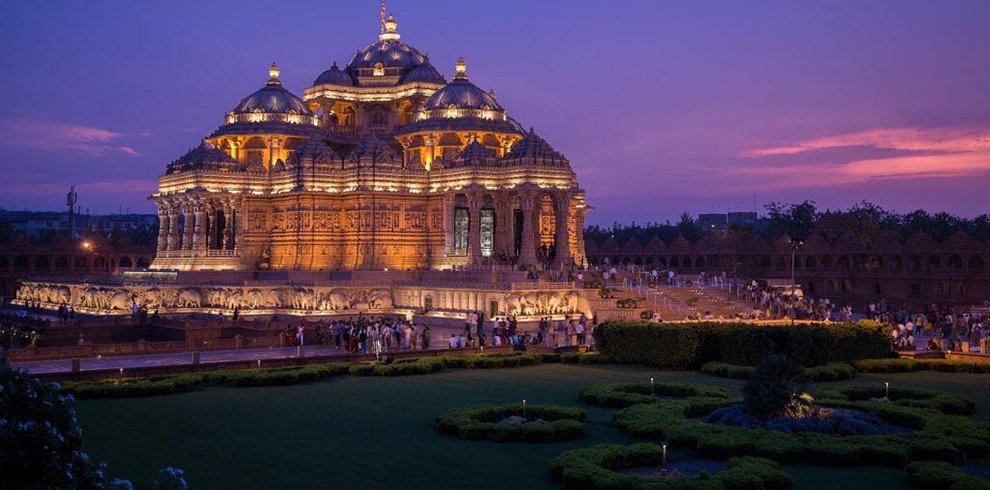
<box><xmin>435</xmin><ymin>403</ymin><xmax>587</xmax><ymax>442</ymax></box>
<box><xmin>612</xmin><ymin>396</ymin><xmax>990</xmax><ymax>468</ymax></box>
<box><xmin>550</xmin><ymin>443</ymin><xmax>793</xmax><ymax>490</ymax></box>
<box><xmin>579</xmin><ymin>382</ymin><xmax>731</xmax><ymax>408</ymax></box>
<box><xmin>817</xmin><ymin>385</ymin><xmax>976</xmax><ymax>415</ymax></box>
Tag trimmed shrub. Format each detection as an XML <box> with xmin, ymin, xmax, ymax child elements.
<box><xmin>611</xmin><ymin>396</ymin><xmax>990</xmax><ymax>467</ymax></box>
<box><xmin>854</xmin><ymin>358</ymin><xmax>990</xmax><ymax>374</ymax></box>
<box><xmin>579</xmin><ymin>382</ymin><xmax>730</xmax><ymax>408</ymax></box>
<box><xmin>561</xmin><ymin>353</ymin><xmax>614</xmax><ymax>364</ymax></box>
<box><xmin>905</xmin><ymin>461</ymin><xmax>990</xmax><ymax>490</ymax></box>
<box><xmin>818</xmin><ymin>385</ymin><xmax>976</xmax><ymax>415</ymax></box>
<box><xmin>61</xmin><ymin>374</ymin><xmax>205</xmax><ymax>399</ymax></box>
<box><xmin>550</xmin><ymin>443</ymin><xmax>793</xmax><ymax>490</ymax></box>
<box><xmin>372</xmin><ymin>358</ymin><xmax>445</xmax><ymax>376</ymax></box>
<box><xmin>595</xmin><ymin>320</ymin><xmax>889</xmax><ymax>368</ymax></box>
<box><xmin>435</xmin><ymin>404</ymin><xmax>586</xmax><ymax>442</ymax></box>
<box><xmin>701</xmin><ymin>362</ymin><xmax>857</xmax><ymax>381</ymax></box>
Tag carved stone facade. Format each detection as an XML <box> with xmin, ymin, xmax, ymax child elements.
<box><xmin>150</xmin><ymin>14</ymin><xmax>587</xmax><ymax>272</ymax></box>
<box><xmin>13</xmin><ymin>280</ymin><xmax>592</xmax><ymax>320</ymax></box>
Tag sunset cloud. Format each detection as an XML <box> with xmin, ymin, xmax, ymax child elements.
<box><xmin>743</xmin><ymin>126</ymin><xmax>990</xmax><ymax>157</ymax></box>
<box><xmin>0</xmin><ymin>117</ymin><xmax>145</xmax><ymax>157</ymax></box>
<box><xmin>732</xmin><ymin>126</ymin><xmax>990</xmax><ymax>190</ymax></box>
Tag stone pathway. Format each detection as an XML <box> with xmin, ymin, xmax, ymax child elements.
<box><xmin>12</xmin><ymin>346</ymin><xmax>349</xmax><ymax>375</ymax></box>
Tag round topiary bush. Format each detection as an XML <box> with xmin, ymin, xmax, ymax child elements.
<box><xmin>612</xmin><ymin>396</ymin><xmax>990</xmax><ymax>467</ymax></box>
<box><xmin>550</xmin><ymin>443</ymin><xmax>793</xmax><ymax>490</ymax></box>
<box><xmin>817</xmin><ymin>385</ymin><xmax>976</xmax><ymax>415</ymax></box>
<box><xmin>579</xmin><ymin>382</ymin><xmax>731</xmax><ymax>408</ymax></box>
<box><xmin>435</xmin><ymin>403</ymin><xmax>587</xmax><ymax>442</ymax></box>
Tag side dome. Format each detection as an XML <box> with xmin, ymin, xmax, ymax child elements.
<box><xmin>423</xmin><ymin>58</ymin><xmax>503</xmax><ymax>112</ymax></box>
<box><xmin>230</xmin><ymin>63</ymin><xmax>312</xmax><ymax>117</ymax></box>
<box><xmin>313</xmin><ymin>62</ymin><xmax>353</xmax><ymax>86</ymax></box>
<box><xmin>345</xmin><ymin>14</ymin><xmax>428</xmax><ymax>74</ymax></box>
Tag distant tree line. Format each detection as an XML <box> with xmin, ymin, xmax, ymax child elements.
<box><xmin>584</xmin><ymin>201</ymin><xmax>990</xmax><ymax>245</ymax></box>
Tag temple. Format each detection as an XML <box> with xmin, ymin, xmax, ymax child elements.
<box><xmin>151</xmin><ymin>14</ymin><xmax>587</xmax><ymax>272</ymax></box>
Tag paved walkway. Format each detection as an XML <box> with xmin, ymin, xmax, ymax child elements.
<box><xmin>12</xmin><ymin>345</ymin><xmax>352</xmax><ymax>375</ymax></box>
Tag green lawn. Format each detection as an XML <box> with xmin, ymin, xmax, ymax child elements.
<box><xmin>75</xmin><ymin>364</ymin><xmax>990</xmax><ymax>489</ymax></box>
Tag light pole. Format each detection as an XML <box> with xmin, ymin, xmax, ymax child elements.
<box><xmin>790</xmin><ymin>240</ymin><xmax>803</xmax><ymax>326</ymax></box>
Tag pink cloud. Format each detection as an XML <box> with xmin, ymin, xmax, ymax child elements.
<box><xmin>0</xmin><ymin>117</ymin><xmax>145</xmax><ymax>157</ymax></box>
<box><xmin>743</xmin><ymin>126</ymin><xmax>990</xmax><ymax>157</ymax></box>
<box><xmin>0</xmin><ymin>179</ymin><xmax>158</xmax><ymax>198</ymax></box>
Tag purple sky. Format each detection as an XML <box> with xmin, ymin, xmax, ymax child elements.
<box><xmin>2</xmin><ymin>0</ymin><xmax>988</xmax><ymax>225</ymax></box>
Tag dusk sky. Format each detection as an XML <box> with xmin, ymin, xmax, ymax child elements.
<box><xmin>2</xmin><ymin>0</ymin><xmax>988</xmax><ymax>225</ymax></box>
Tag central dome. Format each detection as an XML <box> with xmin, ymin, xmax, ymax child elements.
<box><xmin>345</xmin><ymin>14</ymin><xmax>430</xmax><ymax>74</ymax></box>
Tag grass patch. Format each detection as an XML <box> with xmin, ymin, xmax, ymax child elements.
<box><xmin>817</xmin><ymin>385</ymin><xmax>976</xmax><ymax>415</ymax></box>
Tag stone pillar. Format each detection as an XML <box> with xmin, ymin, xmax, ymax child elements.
<box><xmin>182</xmin><ymin>201</ymin><xmax>195</xmax><ymax>251</ymax></box>
<box><xmin>234</xmin><ymin>197</ymin><xmax>245</xmax><ymax>249</ymax></box>
<box><xmin>495</xmin><ymin>196</ymin><xmax>510</xmax><ymax>257</ymax></box>
<box><xmin>166</xmin><ymin>202</ymin><xmax>180</xmax><ymax>252</ymax></box>
<box><xmin>574</xmin><ymin>205</ymin><xmax>586</xmax><ymax>267</ymax></box>
<box><xmin>207</xmin><ymin>203</ymin><xmax>218</xmax><ymax>250</ymax></box>
<box><xmin>442</xmin><ymin>193</ymin><xmax>454</xmax><ymax>255</ymax></box>
<box><xmin>192</xmin><ymin>199</ymin><xmax>206</xmax><ymax>253</ymax></box>
<box><xmin>156</xmin><ymin>205</ymin><xmax>169</xmax><ymax>252</ymax></box>
<box><xmin>468</xmin><ymin>192</ymin><xmax>482</xmax><ymax>265</ymax></box>
<box><xmin>554</xmin><ymin>192</ymin><xmax>572</xmax><ymax>268</ymax></box>
<box><xmin>224</xmin><ymin>202</ymin><xmax>235</xmax><ymax>250</ymax></box>
<box><xmin>519</xmin><ymin>191</ymin><xmax>537</xmax><ymax>267</ymax></box>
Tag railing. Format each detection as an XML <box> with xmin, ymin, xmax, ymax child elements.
<box><xmin>206</xmin><ymin>249</ymin><xmax>237</xmax><ymax>257</ymax></box>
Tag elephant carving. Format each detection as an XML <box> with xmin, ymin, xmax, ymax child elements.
<box><xmin>177</xmin><ymin>289</ymin><xmax>202</xmax><ymax>308</ymax></box>
<box><xmin>367</xmin><ymin>289</ymin><xmax>393</xmax><ymax>309</ymax></box>
<box><xmin>109</xmin><ymin>291</ymin><xmax>131</xmax><ymax>310</ymax></box>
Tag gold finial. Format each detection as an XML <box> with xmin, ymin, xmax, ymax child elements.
<box><xmin>269</xmin><ymin>62</ymin><xmax>280</xmax><ymax>80</ymax></box>
<box><xmin>454</xmin><ymin>57</ymin><xmax>468</xmax><ymax>79</ymax></box>
<box><xmin>380</xmin><ymin>13</ymin><xmax>400</xmax><ymax>41</ymax></box>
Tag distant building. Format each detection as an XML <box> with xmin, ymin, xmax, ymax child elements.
<box><xmin>0</xmin><ymin>210</ymin><xmax>157</xmax><ymax>241</ymax></box>
<box><xmin>698</xmin><ymin>212</ymin><xmax>758</xmax><ymax>230</ymax></box>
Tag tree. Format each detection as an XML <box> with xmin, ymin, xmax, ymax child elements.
<box><xmin>742</xmin><ymin>355</ymin><xmax>812</xmax><ymax>419</ymax></box>
<box><xmin>0</xmin><ymin>365</ymin><xmax>107</xmax><ymax>489</ymax></box>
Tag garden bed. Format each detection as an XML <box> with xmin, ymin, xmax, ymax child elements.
<box><xmin>579</xmin><ymin>381</ymin><xmax>730</xmax><ymax>408</ymax></box>
<box><xmin>550</xmin><ymin>443</ymin><xmax>793</xmax><ymax>489</ymax></box>
<box><xmin>612</xmin><ymin>396</ymin><xmax>990</xmax><ymax>467</ymax></box>
<box><xmin>435</xmin><ymin>403</ymin><xmax>586</xmax><ymax>442</ymax></box>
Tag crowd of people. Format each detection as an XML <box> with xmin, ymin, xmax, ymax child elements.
<box><xmin>282</xmin><ymin>316</ymin><xmax>433</xmax><ymax>355</ymax></box>
<box><xmin>888</xmin><ymin>307</ymin><xmax>988</xmax><ymax>352</ymax></box>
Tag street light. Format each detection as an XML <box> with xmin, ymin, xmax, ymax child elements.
<box><xmin>789</xmin><ymin>240</ymin><xmax>803</xmax><ymax>326</ymax></box>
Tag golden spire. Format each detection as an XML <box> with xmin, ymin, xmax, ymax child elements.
<box><xmin>269</xmin><ymin>62</ymin><xmax>280</xmax><ymax>80</ymax></box>
<box><xmin>454</xmin><ymin>57</ymin><xmax>468</xmax><ymax>80</ymax></box>
<box><xmin>380</xmin><ymin>13</ymin><xmax>400</xmax><ymax>41</ymax></box>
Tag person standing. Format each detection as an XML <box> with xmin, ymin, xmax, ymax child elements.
<box><xmin>422</xmin><ymin>326</ymin><xmax>431</xmax><ymax>350</ymax></box>
<box><xmin>296</xmin><ymin>324</ymin><xmax>305</xmax><ymax>347</ymax></box>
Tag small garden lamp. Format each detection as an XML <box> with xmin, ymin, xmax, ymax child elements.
<box><xmin>522</xmin><ymin>399</ymin><xmax>527</xmax><ymax>419</ymax></box>
<box><xmin>661</xmin><ymin>441</ymin><xmax>668</xmax><ymax>470</ymax></box>
<box><xmin>650</xmin><ymin>377</ymin><xmax>655</xmax><ymax>397</ymax></box>
<box><xmin>885</xmin><ymin>381</ymin><xmax>889</xmax><ymax>399</ymax></box>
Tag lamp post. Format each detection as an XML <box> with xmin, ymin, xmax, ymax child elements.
<box><xmin>522</xmin><ymin>399</ymin><xmax>527</xmax><ymax>419</ymax></box>
<box><xmin>885</xmin><ymin>381</ymin><xmax>890</xmax><ymax>399</ymax></box>
<box><xmin>661</xmin><ymin>441</ymin><xmax>668</xmax><ymax>471</ymax></box>
<box><xmin>789</xmin><ymin>240</ymin><xmax>803</xmax><ymax>326</ymax></box>
<box><xmin>650</xmin><ymin>377</ymin><xmax>655</xmax><ymax>398</ymax></box>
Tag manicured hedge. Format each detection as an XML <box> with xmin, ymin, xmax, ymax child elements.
<box><xmin>611</xmin><ymin>396</ymin><xmax>990</xmax><ymax>467</ymax></box>
<box><xmin>594</xmin><ymin>321</ymin><xmax>889</xmax><ymax>368</ymax></box>
<box><xmin>550</xmin><ymin>443</ymin><xmax>793</xmax><ymax>490</ymax></box>
<box><xmin>817</xmin><ymin>385</ymin><xmax>976</xmax><ymax>415</ymax></box>
<box><xmin>560</xmin><ymin>352</ymin><xmax>614</xmax><ymax>364</ymax></box>
<box><xmin>700</xmin><ymin>362</ymin><xmax>857</xmax><ymax>382</ymax></box>
<box><xmin>60</xmin><ymin>374</ymin><xmax>206</xmax><ymax>399</ymax></box>
<box><xmin>854</xmin><ymin>358</ymin><xmax>990</xmax><ymax>374</ymax></box>
<box><xmin>59</xmin><ymin>354</ymin><xmax>548</xmax><ymax>398</ymax></box>
<box><xmin>905</xmin><ymin>461</ymin><xmax>990</xmax><ymax>490</ymax></box>
<box><xmin>579</xmin><ymin>382</ymin><xmax>731</xmax><ymax>408</ymax></box>
<box><xmin>435</xmin><ymin>404</ymin><xmax>586</xmax><ymax>442</ymax></box>
<box><xmin>441</xmin><ymin>353</ymin><xmax>541</xmax><ymax>369</ymax></box>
